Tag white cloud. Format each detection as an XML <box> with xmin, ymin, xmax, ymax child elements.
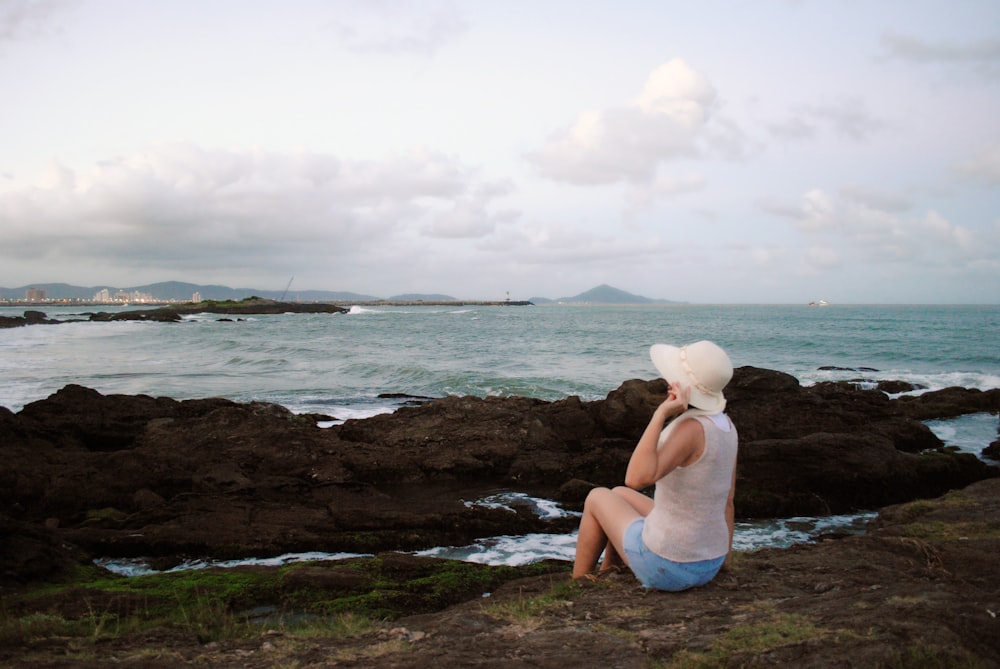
<box><xmin>0</xmin><ymin>0</ymin><xmax>76</xmax><ymax>43</ymax></box>
<box><xmin>623</xmin><ymin>173</ymin><xmax>707</xmax><ymax>219</ymax></box>
<box><xmin>804</xmin><ymin>245</ymin><xmax>840</xmax><ymax>270</ymax></box>
<box><xmin>838</xmin><ymin>185</ymin><xmax>912</xmax><ymax>213</ymax></box>
<box><xmin>769</xmin><ymin>98</ymin><xmax>886</xmax><ymax>143</ymax></box>
<box><xmin>750</xmin><ymin>245</ymin><xmax>787</xmax><ymax>268</ymax></box>
<box><xmin>422</xmin><ymin>180</ymin><xmax>520</xmax><ymax>238</ymax></box>
<box><xmin>0</xmin><ymin>143</ymin><xmax>516</xmax><ymax>277</ymax></box>
<box><xmin>326</xmin><ymin>0</ymin><xmax>468</xmax><ymax>56</ymax></box>
<box><xmin>955</xmin><ymin>144</ymin><xmax>1000</xmax><ymax>185</ymax></box>
<box><xmin>881</xmin><ymin>32</ymin><xmax>1000</xmax><ymax>79</ymax></box>
<box><xmin>761</xmin><ymin>188</ymin><xmax>997</xmax><ymax>270</ymax></box>
<box><xmin>526</xmin><ymin>59</ymin><xmax>735</xmax><ymax>185</ymax></box>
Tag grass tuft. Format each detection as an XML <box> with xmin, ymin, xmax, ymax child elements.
<box><xmin>660</xmin><ymin>614</ymin><xmax>831</xmax><ymax>668</ymax></box>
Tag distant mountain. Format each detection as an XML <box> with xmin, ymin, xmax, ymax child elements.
<box><xmin>0</xmin><ymin>283</ymin><xmax>100</xmax><ymax>300</ymax></box>
<box><xmin>531</xmin><ymin>284</ymin><xmax>681</xmax><ymax>305</ymax></box>
<box><xmin>0</xmin><ymin>281</ymin><xmax>379</xmax><ymax>302</ymax></box>
<box><xmin>1</xmin><ymin>281</ymin><xmax>678</xmax><ymax>305</ymax></box>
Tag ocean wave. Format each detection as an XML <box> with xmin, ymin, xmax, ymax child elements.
<box><xmin>95</xmin><ymin>551</ymin><xmax>372</xmax><ymax>577</ymax></box>
<box><xmin>798</xmin><ymin>367</ymin><xmax>1000</xmax><ymax>393</ymax></box>
<box><xmin>925</xmin><ymin>412</ymin><xmax>1000</xmax><ymax>459</ymax></box>
<box><xmin>463</xmin><ymin>492</ymin><xmax>581</xmax><ymax>520</ymax></box>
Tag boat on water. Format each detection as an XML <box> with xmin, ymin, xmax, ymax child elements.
<box><xmin>807</xmin><ymin>300</ymin><xmax>830</xmax><ymax>307</ymax></box>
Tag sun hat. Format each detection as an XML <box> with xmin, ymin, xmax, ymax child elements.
<box><xmin>649</xmin><ymin>341</ymin><xmax>733</xmax><ymax>413</ymax></box>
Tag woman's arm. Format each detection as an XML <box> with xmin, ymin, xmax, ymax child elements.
<box><xmin>723</xmin><ymin>459</ymin><xmax>737</xmax><ymax>569</ymax></box>
<box><xmin>624</xmin><ymin>383</ymin><xmax>698</xmax><ymax>489</ymax></box>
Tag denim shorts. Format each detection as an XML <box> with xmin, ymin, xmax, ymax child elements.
<box><xmin>622</xmin><ymin>518</ymin><xmax>725</xmax><ymax>591</ymax></box>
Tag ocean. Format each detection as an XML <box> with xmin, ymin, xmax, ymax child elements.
<box><xmin>3</xmin><ymin>303</ymin><xmax>998</xmax><ymax>572</ymax></box>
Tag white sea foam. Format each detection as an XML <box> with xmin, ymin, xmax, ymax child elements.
<box><xmin>925</xmin><ymin>412</ymin><xmax>999</xmax><ymax>459</ymax></box>
<box><xmin>416</xmin><ymin>532</ymin><xmax>579</xmax><ymax>566</ymax></box>
<box><xmin>733</xmin><ymin>513</ymin><xmax>877</xmax><ymax>551</ymax></box>
<box><xmin>94</xmin><ymin>551</ymin><xmax>372</xmax><ymax>577</ymax></box>
<box><xmin>93</xmin><ymin>500</ymin><xmax>877</xmax><ymax>576</ymax></box>
<box><xmin>464</xmin><ymin>492</ymin><xmax>581</xmax><ymax>520</ymax></box>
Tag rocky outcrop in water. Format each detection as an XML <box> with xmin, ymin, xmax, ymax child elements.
<box><xmin>0</xmin><ymin>299</ymin><xmax>350</xmax><ymax>328</ymax></box>
<box><xmin>0</xmin><ymin>310</ymin><xmax>69</xmax><ymax>329</ymax></box>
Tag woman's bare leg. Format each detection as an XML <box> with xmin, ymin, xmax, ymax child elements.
<box><xmin>572</xmin><ymin>487</ymin><xmax>643</xmax><ymax>580</ymax></box>
<box><xmin>613</xmin><ymin>486</ymin><xmax>654</xmax><ymax>516</ymax></box>
<box><xmin>598</xmin><ymin>487</ymin><xmax>654</xmax><ymax>572</ymax></box>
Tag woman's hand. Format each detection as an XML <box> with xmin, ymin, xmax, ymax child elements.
<box><xmin>655</xmin><ymin>382</ymin><xmax>690</xmax><ymax>419</ymax></box>
<box><xmin>625</xmin><ymin>382</ymin><xmax>698</xmax><ymax>489</ymax></box>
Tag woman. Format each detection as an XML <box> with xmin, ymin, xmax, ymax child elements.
<box><xmin>572</xmin><ymin>340</ymin><xmax>738</xmax><ymax>591</ymax></box>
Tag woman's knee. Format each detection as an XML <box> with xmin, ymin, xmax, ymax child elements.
<box><xmin>583</xmin><ymin>486</ymin><xmax>611</xmax><ymax>510</ymax></box>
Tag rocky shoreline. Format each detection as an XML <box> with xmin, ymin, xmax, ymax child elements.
<box><xmin>2</xmin><ymin>369</ymin><xmax>999</xmax><ymax>666</ymax></box>
<box><xmin>0</xmin><ymin>299</ymin><xmax>350</xmax><ymax>328</ymax></box>
<box><xmin>0</xmin><ymin>298</ymin><xmax>535</xmax><ymax>329</ymax></box>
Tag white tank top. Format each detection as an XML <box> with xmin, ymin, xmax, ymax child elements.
<box><xmin>641</xmin><ymin>414</ymin><xmax>738</xmax><ymax>562</ymax></box>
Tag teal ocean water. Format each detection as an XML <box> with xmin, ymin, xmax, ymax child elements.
<box><xmin>2</xmin><ymin>303</ymin><xmax>999</xmax><ymax>416</ymax></box>
<box><xmin>4</xmin><ymin>303</ymin><xmax>998</xmax><ymax>570</ymax></box>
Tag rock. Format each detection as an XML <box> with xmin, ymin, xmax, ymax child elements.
<box><xmin>0</xmin><ymin>311</ymin><xmax>62</xmax><ymax>329</ymax></box>
<box><xmin>895</xmin><ymin>386</ymin><xmax>1000</xmax><ymax>420</ymax></box>
<box><xmin>0</xmin><ymin>513</ymin><xmax>91</xmax><ymax>584</ymax></box>
<box><xmin>89</xmin><ymin>298</ymin><xmax>349</xmax><ymax>323</ymax></box>
<box><xmin>4</xmin><ymin>479</ymin><xmax>1000</xmax><ymax>667</ymax></box>
<box><xmin>984</xmin><ymin>440</ymin><xmax>1000</xmax><ymax>461</ymax></box>
<box><xmin>0</xmin><ymin>368</ymin><xmax>997</xmax><ymax>577</ymax></box>
<box><xmin>876</xmin><ymin>379</ymin><xmax>924</xmax><ymax>394</ymax></box>
<box><xmin>735</xmin><ymin>432</ymin><xmax>993</xmax><ymax>516</ymax></box>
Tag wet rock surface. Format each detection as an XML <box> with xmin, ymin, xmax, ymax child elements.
<box><xmin>1</xmin><ymin>367</ymin><xmax>997</xmax><ymax>572</ymax></box>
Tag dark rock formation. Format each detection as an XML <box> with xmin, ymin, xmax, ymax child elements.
<box><xmin>0</xmin><ymin>368</ymin><xmax>997</xmax><ymax>581</ymax></box>
<box><xmin>895</xmin><ymin>386</ymin><xmax>1000</xmax><ymax>420</ymax></box>
<box><xmin>2</xmin><ymin>299</ymin><xmax>350</xmax><ymax>329</ymax></box>
<box><xmin>88</xmin><ymin>298</ymin><xmax>349</xmax><ymax>323</ymax></box>
<box><xmin>0</xmin><ymin>310</ymin><xmax>65</xmax><ymax>329</ymax></box>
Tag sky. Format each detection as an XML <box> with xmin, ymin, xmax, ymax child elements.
<box><xmin>1</xmin><ymin>0</ymin><xmax>998</xmax><ymax>304</ymax></box>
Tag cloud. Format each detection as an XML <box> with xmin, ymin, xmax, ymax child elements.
<box><xmin>955</xmin><ymin>144</ymin><xmax>1000</xmax><ymax>186</ymax></box>
<box><xmin>476</xmin><ymin>218</ymin><xmax>671</xmax><ymax>269</ymax></box>
<box><xmin>881</xmin><ymin>32</ymin><xmax>1000</xmax><ymax>78</ymax></box>
<box><xmin>327</xmin><ymin>0</ymin><xmax>468</xmax><ymax>56</ymax></box>
<box><xmin>760</xmin><ymin>187</ymin><xmax>996</xmax><ymax>269</ymax></box>
<box><xmin>804</xmin><ymin>245</ymin><xmax>840</xmax><ymax>271</ymax></box>
<box><xmin>422</xmin><ymin>180</ymin><xmax>520</xmax><ymax>238</ymax></box>
<box><xmin>0</xmin><ymin>0</ymin><xmax>75</xmax><ymax>43</ymax></box>
<box><xmin>0</xmin><ymin>143</ymin><xmax>517</xmax><ymax>278</ymax></box>
<box><xmin>838</xmin><ymin>185</ymin><xmax>912</xmax><ymax>213</ymax></box>
<box><xmin>622</xmin><ymin>173</ymin><xmax>706</xmax><ymax>220</ymax></box>
<box><xmin>768</xmin><ymin>98</ymin><xmax>886</xmax><ymax>142</ymax></box>
<box><xmin>749</xmin><ymin>245</ymin><xmax>788</xmax><ymax>268</ymax></box>
<box><xmin>526</xmin><ymin>59</ymin><xmax>739</xmax><ymax>185</ymax></box>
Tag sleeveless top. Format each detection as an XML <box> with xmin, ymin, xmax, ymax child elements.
<box><xmin>641</xmin><ymin>414</ymin><xmax>738</xmax><ymax>562</ymax></box>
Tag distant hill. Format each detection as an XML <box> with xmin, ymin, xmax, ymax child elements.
<box><xmin>0</xmin><ymin>281</ymin><xmax>379</xmax><ymax>302</ymax></box>
<box><xmin>530</xmin><ymin>284</ymin><xmax>681</xmax><ymax>305</ymax></box>
<box><xmin>1</xmin><ymin>281</ymin><xmax>678</xmax><ymax>304</ymax></box>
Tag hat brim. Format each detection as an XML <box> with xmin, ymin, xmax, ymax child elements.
<box><xmin>650</xmin><ymin>344</ymin><xmax>727</xmax><ymax>413</ymax></box>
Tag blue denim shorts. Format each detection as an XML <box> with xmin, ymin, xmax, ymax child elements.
<box><xmin>623</xmin><ymin>518</ymin><xmax>725</xmax><ymax>591</ymax></box>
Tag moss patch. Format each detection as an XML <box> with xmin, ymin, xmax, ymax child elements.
<box><xmin>660</xmin><ymin>614</ymin><xmax>839</xmax><ymax>668</ymax></box>
<box><xmin>1</xmin><ymin>555</ymin><xmax>567</xmax><ymax>646</ymax></box>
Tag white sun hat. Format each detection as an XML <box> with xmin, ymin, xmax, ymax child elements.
<box><xmin>649</xmin><ymin>340</ymin><xmax>733</xmax><ymax>413</ymax></box>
